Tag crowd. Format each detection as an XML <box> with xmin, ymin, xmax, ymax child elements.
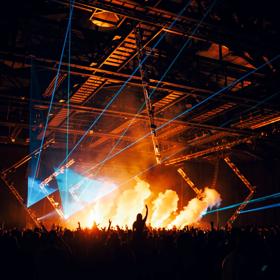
<box><xmin>0</xmin><ymin>211</ymin><xmax>279</xmax><ymax>280</ymax></box>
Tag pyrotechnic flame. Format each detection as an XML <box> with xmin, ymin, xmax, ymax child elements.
<box><xmin>113</xmin><ymin>177</ymin><xmax>151</xmax><ymax>227</ymax></box>
<box><xmin>87</xmin><ymin>197</ymin><xmax>116</xmax><ymax>228</ymax></box>
<box><xmin>70</xmin><ymin>179</ymin><xmax>221</xmax><ymax>230</ymax></box>
<box><xmin>150</xmin><ymin>190</ymin><xmax>179</xmax><ymax>228</ymax></box>
<box><xmin>168</xmin><ymin>187</ymin><xmax>221</xmax><ymax>229</ymax></box>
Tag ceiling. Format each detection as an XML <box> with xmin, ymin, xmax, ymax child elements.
<box><xmin>0</xmin><ymin>0</ymin><xmax>280</xmax><ymax>174</ymax></box>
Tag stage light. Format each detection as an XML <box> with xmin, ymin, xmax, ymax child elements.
<box><xmin>38</xmin><ymin>210</ymin><xmax>57</xmax><ymax>221</ymax></box>
<box><xmin>56</xmin><ymin>168</ymin><xmax>117</xmax><ymax>218</ymax></box>
<box><xmin>27</xmin><ymin>177</ymin><xmax>56</xmax><ymax>207</ymax></box>
<box><xmin>90</xmin><ymin>11</ymin><xmax>119</xmax><ymax>29</ymax></box>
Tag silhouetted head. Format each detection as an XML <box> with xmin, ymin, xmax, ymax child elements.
<box><xmin>136</xmin><ymin>213</ymin><xmax>142</xmax><ymax>221</ymax></box>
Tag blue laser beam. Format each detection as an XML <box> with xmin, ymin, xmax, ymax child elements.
<box><xmin>27</xmin><ymin>177</ymin><xmax>56</xmax><ymax>207</ymax></box>
<box><xmin>38</xmin><ymin>2</ymin><xmax>279</xmax><ymax>208</ymax></box>
<box><xmin>30</xmin><ymin>1</ymin><xmax>75</xmax><ymax>192</ymax></box>
<box><xmin>71</xmin><ymin>51</ymin><xmax>280</xmax><ymax>205</ymax></box>
<box><xmin>203</xmin><ymin>192</ymin><xmax>280</xmax><ymax>215</ymax></box>
<box><xmin>76</xmin><ymin>54</ymin><xmax>280</xmax><ymax>180</ymax></box>
<box><xmin>240</xmin><ymin>202</ymin><xmax>280</xmax><ymax>214</ymax></box>
<box><xmin>72</xmin><ymin>0</ymin><xmax>218</xmax><ymax>180</ymax></box>
<box><xmin>56</xmin><ymin>168</ymin><xmax>117</xmax><ymax>218</ymax></box>
<box><xmin>117</xmin><ymin>145</ymin><xmax>190</xmax><ymax>189</ymax></box>
<box><xmin>221</xmin><ymin>89</ymin><xmax>280</xmax><ymax>128</ymax></box>
<box><xmin>78</xmin><ymin>143</ymin><xmax>190</xmax><ymax>201</ymax></box>
<box><xmin>65</xmin><ymin>0</ymin><xmax>72</xmax><ymax>215</ymax></box>
<box><xmin>56</xmin><ymin>0</ymin><xmax>195</xmax><ymax>169</ymax></box>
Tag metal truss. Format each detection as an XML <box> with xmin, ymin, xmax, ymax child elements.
<box><xmin>0</xmin><ymin>174</ymin><xmax>41</xmax><ymax>227</ymax></box>
<box><xmin>223</xmin><ymin>156</ymin><xmax>256</xmax><ymax>227</ymax></box>
<box><xmin>0</xmin><ymin>139</ymin><xmax>55</xmax><ymax>227</ymax></box>
<box><xmin>211</xmin><ymin>158</ymin><xmax>220</xmax><ymax>188</ymax></box>
<box><xmin>1</xmin><ymin>138</ymin><xmax>55</xmax><ymax>176</ymax></box>
<box><xmin>53</xmin><ymin>0</ymin><xmax>277</xmax><ymax>54</ymax></box>
<box><xmin>165</xmin><ymin>135</ymin><xmax>257</xmax><ymax>166</ymax></box>
<box><xmin>177</xmin><ymin>167</ymin><xmax>204</xmax><ymax>199</ymax></box>
<box><xmin>0</xmin><ymin>52</ymin><xmax>266</xmax><ymax>108</ymax></box>
<box><xmin>43</xmin><ymin>73</ymin><xmax>67</xmax><ymax>98</ymax></box>
<box><xmin>135</xmin><ymin>25</ymin><xmax>162</xmax><ymax>164</ymax></box>
<box><xmin>39</xmin><ymin>159</ymin><xmax>75</xmax><ymax>219</ymax></box>
<box><xmin>0</xmin><ymin>139</ymin><xmax>72</xmax><ymax>222</ymax></box>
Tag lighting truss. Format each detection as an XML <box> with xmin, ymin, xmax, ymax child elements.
<box><xmin>43</xmin><ymin>73</ymin><xmax>67</xmax><ymax>97</ymax></box>
<box><xmin>177</xmin><ymin>167</ymin><xmax>203</xmax><ymax>199</ymax></box>
<box><xmin>224</xmin><ymin>156</ymin><xmax>256</xmax><ymax>227</ymax></box>
<box><xmin>0</xmin><ymin>139</ymin><xmax>55</xmax><ymax>227</ymax></box>
<box><xmin>251</xmin><ymin>114</ymin><xmax>280</xmax><ymax>129</ymax></box>
<box><xmin>165</xmin><ymin>135</ymin><xmax>256</xmax><ymax>166</ymax></box>
<box><xmin>135</xmin><ymin>25</ymin><xmax>162</xmax><ymax>164</ymax></box>
<box><xmin>39</xmin><ymin>158</ymin><xmax>75</xmax><ymax>218</ymax></box>
<box><xmin>0</xmin><ymin>174</ymin><xmax>40</xmax><ymax>227</ymax></box>
<box><xmin>1</xmin><ymin>138</ymin><xmax>55</xmax><ymax>176</ymax></box>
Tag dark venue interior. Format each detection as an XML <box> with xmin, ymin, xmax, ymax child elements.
<box><xmin>0</xmin><ymin>0</ymin><xmax>279</xmax><ymax>279</ymax></box>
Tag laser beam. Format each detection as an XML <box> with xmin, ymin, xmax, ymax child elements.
<box><xmin>78</xmin><ymin>54</ymin><xmax>280</xmax><ymax>180</ymax></box>
<box><xmin>70</xmin><ymin>0</ymin><xmax>218</xmax><ymax>180</ymax></box>
<box><xmin>203</xmin><ymin>192</ymin><xmax>280</xmax><ymax>215</ymax></box>
<box><xmin>240</xmin><ymin>202</ymin><xmax>280</xmax><ymax>214</ymax></box>
<box><xmin>56</xmin><ymin>0</ymin><xmax>196</xmax><ymax>169</ymax></box>
<box><xmin>30</xmin><ymin>1</ymin><xmax>75</xmax><ymax>193</ymax></box>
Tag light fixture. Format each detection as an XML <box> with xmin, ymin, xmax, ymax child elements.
<box><xmin>90</xmin><ymin>10</ymin><xmax>119</xmax><ymax>29</ymax></box>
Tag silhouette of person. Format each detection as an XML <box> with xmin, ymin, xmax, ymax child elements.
<box><xmin>133</xmin><ymin>205</ymin><xmax>148</xmax><ymax>238</ymax></box>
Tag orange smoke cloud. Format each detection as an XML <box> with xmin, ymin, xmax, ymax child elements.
<box><xmin>150</xmin><ymin>190</ymin><xmax>179</xmax><ymax>228</ymax></box>
<box><xmin>112</xmin><ymin>177</ymin><xmax>151</xmax><ymax>227</ymax></box>
<box><xmin>168</xmin><ymin>187</ymin><xmax>221</xmax><ymax>229</ymax></box>
<box><xmin>70</xmin><ymin>179</ymin><xmax>221</xmax><ymax>230</ymax></box>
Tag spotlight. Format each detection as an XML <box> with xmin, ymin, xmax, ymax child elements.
<box><xmin>90</xmin><ymin>11</ymin><xmax>119</xmax><ymax>29</ymax></box>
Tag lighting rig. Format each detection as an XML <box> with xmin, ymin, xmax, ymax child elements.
<box><xmin>0</xmin><ymin>138</ymin><xmax>55</xmax><ymax>227</ymax></box>
<box><xmin>224</xmin><ymin>156</ymin><xmax>256</xmax><ymax>227</ymax></box>
<box><xmin>165</xmin><ymin>135</ymin><xmax>257</xmax><ymax>166</ymax></box>
<box><xmin>177</xmin><ymin>167</ymin><xmax>204</xmax><ymax>199</ymax></box>
<box><xmin>39</xmin><ymin>158</ymin><xmax>75</xmax><ymax>219</ymax></box>
<box><xmin>135</xmin><ymin>25</ymin><xmax>162</xmax><ymax>164</ymax></box>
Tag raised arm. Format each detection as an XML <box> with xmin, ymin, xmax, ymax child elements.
<box><xmin>143</xmin><ymin>204</ymin><xmax>148</xmax><ymax>223</ymax></box>
<box><xmin>107</xmin><ymin>219</ymin><xmax>112</xmax><ymax>232</ymax></box>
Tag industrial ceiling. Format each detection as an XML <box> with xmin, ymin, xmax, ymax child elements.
<box><xmin>0</xmin><ymin>0</ymin><xmax>280</xmax><ymax>171</ymax></box>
